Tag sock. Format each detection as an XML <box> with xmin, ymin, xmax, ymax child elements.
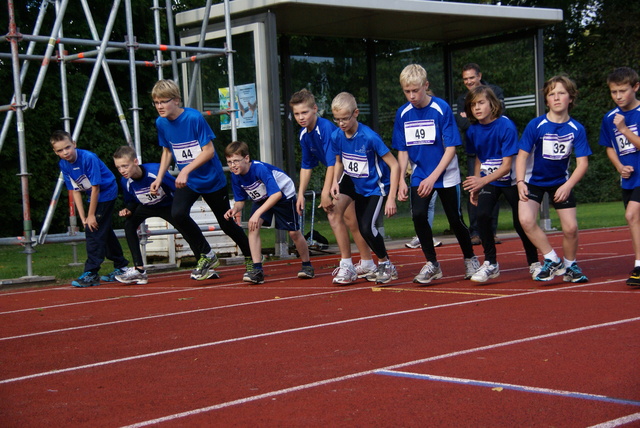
<box><xmin>340</xmin><ymin>258</ymin><xmax>353</xmax><ymax>267</ymax></box>
<box><xmin>563</xmin><ymin>258</ymin><xmax>575</xmax><ymax>267</ymax></box>
<box><xmin>635</xmin><ymin>260</ymin><xmax>640</xmax><ymax>268</ymax></box>
<box><xmin>254</xmin><ymin>263</ymin><xmax>263</xmax><ymax>270</ymax></box>
<box><xmin>360</xmin><ymin>259</ymin><xmax>376</xmax><ymax>269</ymax></box>
<box><xmin>302</xmin><ymin>261</ymin><xmax>312</xmax><ymax>267</ymax></box>
<box><xmin>206</xmin><ymin>250</ymin><xmax>215</xmax><ymax>258</ymax></box>
<box><xmin>136</xmin><ymin>267</ymin><xmax>145</xmax><ymax>273</ymax></box>
<box><xmin>379</xmin><ymin>259</ymin><xmax>390</xmax><ymax>266</ymax></box>
<box><xmin>543</xmin><ymin>250</ymin><xmax>559</xmax><ymax>262</ymax></box>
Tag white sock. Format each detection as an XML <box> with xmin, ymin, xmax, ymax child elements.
<box><xmin>340</xmin><ymin>258</ymin><xmax>353</xmax><ymax>267</ymax></box>
<box><xmin>543</xmin><ymin>250</ymin><xmax>559</xmax><ymax>262</ymax></box>
<box><xmin>564</xmin><ymin>258</ymin><xmax>575</xmax><ymax>267</ymax></box>
<box><xmin>360</xmin><ymin>259</ymin><xmax>376</xmax><ymax>269</ymax></box>
<box><xmin>206</xmin><ymin>250</ymin><xmax>215</xmax><ymax>258</ymax></box>
<box><xmin>635</xmin><ymin>260</ymin><xmax>640</xmax><ymax>268</ymax></box>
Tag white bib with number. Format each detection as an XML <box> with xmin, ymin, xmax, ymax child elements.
<box><xmin>542</xmin><ymin>133</ymin><xmax>573</xmax><ymax>160</ymax></box>
<box><xmin>172</xmin><ymin>140</ymin><xmax>202</xmax><ymax>166</ymax></box>
<box><xmin>480</xmin><ymin>158</ymin><xmax>510</xmax><ymax>182</ymax></box>
<box><xmin>615</xmin><ymin>124</ymin><xmax>638</xmax><ymax>156</ymax></box>
<box><xmin>70</xmin><ymin>174</ymin><xmax>91</xmax><ymax>192</ymax></box>
<box><xmin>404</xmin><ymin>120</ymin><xmax>436</xmax><ymax>146</ymax></box>
<box><xmin>243</xmin><ymin>181</ymin><xmax>268</xmax><ymax>201</ymax></box>
<box><xmin>342</xmin><ymin>152</ymin><xmax>369</xmax><ymax>178</ymax></box>
<box><xmin>135</xmin><ymin>186</ymin><xmax>166</xmax><ymax>205</ymax></box>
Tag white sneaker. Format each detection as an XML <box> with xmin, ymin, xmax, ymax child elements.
<box><xmin>354</xmin><ymin>261</ymin><xmax>377</xmax><ymax>278</ymax></box>
<box><xmin>405</xmin><ymin>236</ymin><xmax>421</xmax><ymax>249</ymax></box>
<box><xmin>529</xmin><ymin>262</ymin><xmax>542</xmax><ymax>280</ymax></box>
<box><xmin>114</xmin><ymin>267</ymin><xmax>148</xmax><ymax>285</ymax></box>
<box><xmin>464</xmin><ymin>256</ymin><xmax>481</xmax><ymax>279</ymax></box>
<box><xmin>471</xmin><ymin>261</ymin><xmax>500</xmax><ymax>283</ymax></box>
<box><xmin>413</xmin><ymin>261</ymin><xmax>443</xmax><ymax>284</ymax></box>
<box><xmin>375</xmin><ymin>262</ymin><xmax>398</xmax><ymax>285</ymax></box>
<box><xmin>332</xmin><ymin>263</ymin><xmax>357</xmax><ymax>285</ymax></box>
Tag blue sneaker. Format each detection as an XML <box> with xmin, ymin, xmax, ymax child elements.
<box><xmin>563</xmin><ymin>262</ymin><xmax>588</xmax><ymax>283</ymax></box>
<box><xmin>100</xmin><ymin>268</ymin><xmax>126</xmax><ymax>282</ymax></box>
<box><xmin>535</xmin><ymin>259</ymin><xmax>565</xmax><ymax>282</ymax></box>
<box><xmin>72</xmin><ymin>271</ymin><xmax>100</xmax><ymax>288</ymax></box>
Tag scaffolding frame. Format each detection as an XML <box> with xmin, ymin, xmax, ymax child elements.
<box><xmin>1</xmin><ymin>0</ymin><xmax>237</xmax><ymax>280</ymax></box>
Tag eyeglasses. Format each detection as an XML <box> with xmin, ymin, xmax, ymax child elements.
<box><xmin>333</xmin><ymin>110</ymin><xmax>355</xmax><ymax>125</ymax></box>
<box><xmin>152</xmin><ymin>98</ymin><xmax>174</xmax><ymax>107</ymax></box>
<box><xmin>226</xmin><ymin>158</ymin><xmax>246</xmax><ymax>167</ymax></box>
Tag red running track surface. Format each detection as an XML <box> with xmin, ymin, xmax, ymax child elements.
<box><xmin>0</xmin><ymin>226</ymin><xmax>639</xmax><ymax>427</ymax></box>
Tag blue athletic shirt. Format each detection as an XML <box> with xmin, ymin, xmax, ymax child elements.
<box><xmin>519</xmin><ymin>114</ymin><xmax>592</xmax><ymax>187</ymax></box>
<box><xmin>465</xmin><ymin>116</ymin><xmax>519</xmax><ymax>187</ymax></box>
<box><xmin>59</xmin><ymin>148</ymin><xmax>118</xmax><ymax>202</ymax></box>
<box><xmin>155</xmin><ymin>107</ymin><xmax>226</xmax><ymax>193</ymax></box>
<box><xmin>231</xmin><ymin>161</ymin><xmax>296</xmax><ymax>203</ymax></box>
<box><xmin>598</xmin><ymin>104</ymin><xmax>640</xmax><ymax>189</ymax></box>
<box><xmin>299</xmin><ymin>116</ymin><xmax>337</xmax><ymax>169</ymax></box>
<box><xmin>332</xmin><ymin>122</ymin><xmax>391</xmax><ymax>197</ymax></box>
<box><xmin>121</xmin><ymin>163</ymin><xmax>175</xmax><ymax>209</ymax></box>
<box><xmin>392</xmin><ymin>96</ymin><xmax>462</xmax><ymax>188</ymax></box>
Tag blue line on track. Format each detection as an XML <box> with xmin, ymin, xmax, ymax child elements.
<box><xmin>377</xmin><ymin>370</ymin><xmax>640</xmax><ymax>407</ymax></box>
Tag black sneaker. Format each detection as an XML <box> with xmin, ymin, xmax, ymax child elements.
<box><xmin>243</xmin><ymin>268</ymin><xmax>264</xmax><ymax>284</ymax></box>
<box><xmin>535</xmin><ymin>258</ymin><xmax>565</xmax><ymax>282</ymax></box>
<box><xmin>298</xmin><ymin>265</ymin><xmax>315</xmax><ymax>279</ymax></box>
<box><xmin>71</xmin><ymin>271</ymin><xmax>100</xmax><ymax>288</ymax></box>
<box><xmin>563</xmin><ymin>262</ymin><xmax>588</xmax><ymax>283</ymax></box>
<box><xmin>191</xmin><ymin>254</ymin><xmax>220</xmax><ymax>280</ymax></box>
<box><xmin>627</xmin><ymin>266</ymin><xmax>640</xmax><ymax>287</ymax></box>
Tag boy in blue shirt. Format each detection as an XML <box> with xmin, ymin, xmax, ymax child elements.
<box><xmin>598</xmin><ymin>67</ymin><xmax>640</xmax><ymax>287</ymax></box>
<box><xmin>224</xmin><ymin>141</ymin><xmax>314</xmax><ymax>284</ymax></box>
<box><xmin>112</xmin><ymin>145</ymin><xmax>184</xmax><ymax>284</ymax></box>
<box><xmin>516</xmin><ymin>75</ymin><xmax>591</xmax><ymax>283</ymax></box>
<box><xmin>330</xmin><ymin>92</ymin><xmax>400</xmax><ymax>284</ymax></box>
<box><xmin>393</xmin><ymin>64</ymin><xmax>480</xmax><ymax>284</ymax></box>
<box><xmin>150</xmin><ymin>79</ymin><xmax>251</xmax><ymax>281</ymax></box>
<box><xmin>289</xmin><ymin>89</ymin><xmax>375</xmax><ymax>284</ymax></box>
<box><xmin>51</xmin><ymin>130</ymin><xmax>129</xmax><ymax>287</ymax></box>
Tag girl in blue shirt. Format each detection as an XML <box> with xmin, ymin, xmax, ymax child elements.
<box><xmin>462</xmin><ymin>86</ymin><xmax>539</xmax><ymax>283</ymax></box>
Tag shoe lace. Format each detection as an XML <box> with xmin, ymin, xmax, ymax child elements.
<box><xmin>195</xmin><ymin>256</ymin><xmax>210</xmax><ymax>271</ymax></box>
<box><xmin>420</xmin><ymin>263</ymin><xmax>435</xmax><ymax>275</ymax></box>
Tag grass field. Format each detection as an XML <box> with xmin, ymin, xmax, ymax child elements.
<box><xmin>0</xmin><ymin>201</ymin><xmax>627</xmax><ymax>283</ymax></box>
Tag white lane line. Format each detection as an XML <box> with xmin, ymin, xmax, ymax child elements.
<box><xmin>119</xmin><ymin>315</ymin><xmax>640</xmax><ymax>427</ymax></box>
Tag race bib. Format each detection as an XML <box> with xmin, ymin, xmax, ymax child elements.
<box><xmin>243</xmin><ymin>180</ymin><xmax>268</xmax><ymax>201</ymax></box>
<box><xmin>542</xmin><ymin>133</ymin><xmax>573</xmax><ymax>160</ymax></box>
<box><xmin>171</xmin><ymin>140</ymin><xmax>203</xmax><ymax>166</ymax></box>
<box><xmin>70</xmin><ymin>174</ymin><xmax>91</xmax><ymax>191</ymax></box>
<box><xmin>135</xmin><ymin>186</ymin><xmax>166</xmax><ymax>205</ymax></box>
<box><xmin>342</xmin><ymin>152</ymin><xmax>369</xmax><ymax>178</ymax></box>
<box><xmin>615</xmin><ymin>124</ymin><xmax>638</xmax><ymax>156</ymax></box>
<box><xmin>404</xmin><ymin>120</ymin><xmax>436</xmax><ymax>146</ymax></box>
<box><xmin>480</xmin><ymin>158</ymin><xmax>510</xmax><ymax>182</ymax></box>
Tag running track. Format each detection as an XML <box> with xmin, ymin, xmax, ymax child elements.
<box><xmin>1</xmin><ymin>226</ymin><xmax>638</xmax><ymax>427</ymax></box>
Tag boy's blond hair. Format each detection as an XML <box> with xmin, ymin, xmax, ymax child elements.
<box><xmin>224</xmin><ymin>141</ymin><xmax>250</xmax><ymax>159</ymax></box>
<box><xmin>113</xmin><ymin>145</ymin><xmax>137</xmax><ymax>160</ymax></box>
<box><xmin>331</xmin><ymin>92</ymin><xmax>357</xmax><ymax>114</ymax></box>
<box><xmin>399</xmin><ymin>64</ymin><xmax>428</xmax><ymax>87</ymax></box>
<box><xmin>151</xmin><ymin>79</ymin><xmax>182</xmax><ymax>101</ymax></box>
<box><xmin>543</xmin><ymin>74</ymin><xmax>579</xmax><ymax>112</ymax></box>
<box><xmin>289</xmin><ymin>88</ymin><xmax>316</xmax><ymax>109</ymax></box>
<box><xmin>607</xmin><ymin>67</ymin><xmax>639</xmax><ymax>88</ymax></box>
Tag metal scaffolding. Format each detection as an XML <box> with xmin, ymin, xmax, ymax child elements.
<box><xmin>1</xmin><ymin>0</ymin><xmax>237</xmax><ymax>281</ymax></box>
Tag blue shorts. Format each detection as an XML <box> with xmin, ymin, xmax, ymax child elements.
<box><xmin>524</xmin><ymin>182</ymin><xmax>576</xmax><ymax>209</ymax></box>
<box><xmin>252</xmin><ymin>197</ymin><xmax>300</xmax><ymax>231</ymax></box>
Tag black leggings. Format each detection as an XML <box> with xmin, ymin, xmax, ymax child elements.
<box><xmin>354</xmin><ymin>194</ymin><xmax>388</xmax><ymax>259</ymax></box>
<box><xmin>411</xmin><ymin>185</ymin><xmax>474</xmax><ymax>263</ymax></box>
<box><xmin>476</xmin><ymin>184</ymin><xmax>538</xmax><ymax>265</ymax></box>
<box><xmin>172</xmin><ymin>185</ymin><xmax>251</xmax><ymax>257</ymax></box>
